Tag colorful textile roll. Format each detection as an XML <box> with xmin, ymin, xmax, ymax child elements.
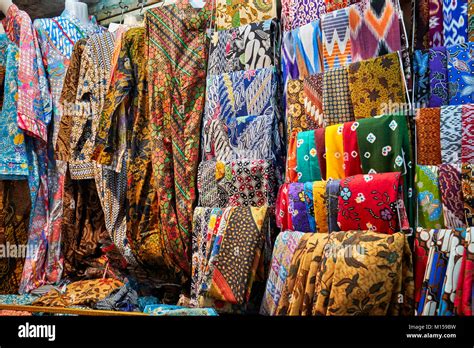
<box><xmin>312</xmin><ymin>230</ymin><xmax>414</xmax><ymax>316</ymax></box>
<box><xmin>337</xmin><ymin>172</ymin><xmax>409</xmax><ymax>234</ymax></box>
<box><xmin>296</xmin><ymin>130</ymin><xmax>321</xmax><ymax>182</ymax></box>
<box><xmin>462</xmin><ymin>163</ymin><xmax>474</xmax><ymax>226</ymax></box>
<box><xmin>208</xmin><ymin>19</ymin><xmax>279</xmax><ymax>76</ymax></box>
<box><xmin>289</xmin><ymin>183</ymin><xmax>312</xmax><ymax>232</ymax></box>
<box><xmin>462</xmin><ymin>104</ymin><xmax>474</xmax><ymax>164</ymax></box>
<box><xmin>416</xmin><ymin>165</ymin><xmax>445</xmax><ymax>229</ymax></box>
<box><xmin>260</xmin><ymin>231</ymin><xmax>305</xmax><ymax>315</ymax></box>
<box><xmin>443</xmin><ymin>0</ymin><xmax>468</xmax><ymax>46</ymax></box>
<box><xmin>348</xmin><ymin>0</ymin><xmax>402</xmax><ymax>62</ymax></box>
<box><xmin>348</xmin><ymin>52</ymin><xmax>406</xmax><ymax>119</ymax></box>
<box><xmin>415</xmin><ymin>108</ymin><xmax>442</xmax><ymax>165</ymax></box>
<box><xmin>286</xmin><ymin>130</ymin><xmax>298</xmax><ymax>183</ymax></box>
<box><xmin>440</xmin><ymin>105</ymin><xmax>463</xmax><ymax>163</ymax></box>
<box><xmin>447</xmin><ymin>43</ymin><xmax>474</xmax><ymax>106</ymax></box>
<box><xmin>429</xmin><ymin>0</ymin><xmax>444</xmax><ymax>47</ymax></box>
<box><xmin>325</xmin><ymin>124</ymin><xmax>345</xmax><ymax>180</ymax></box>
<box><xmin>304</xmin><ymin>182</ymin><xmax>317</xmax><ymax>231</ymax></box>
<box><xmin>439</xmin><ymin>164</ymin><xmax>466</xmax><ymax>229</ymax></box>
<box><xmin>428</xmin><ymin>46</ymin><xmax>449</xmax><ymax>107</ymax></box>
<box><xmin>326</xmin><ymin>179</ymin><xmax>341</xmax><ymax>233</ymax></box>
<box><xmin>314</xmin><ymin>128</ymin><xmax>327</xmax><ymax>181</ymax></box>
<box><xmin>322</xmin><ymin>66</ymin><xmax>355</xmax><ymax>126</ymax></box>
<box><xmin>276</xmin><ymin>184</ymin><xmax>293</xmax><ymax>231</ymax></box>
<box><xmin>342</xmin><ymin>121</ymin><xmax>362</xmax><ymax>177</ymax></box>
<box><xmin>321</xmin><ymin>7</ymin><xmax>352</xmax><ymax>70</ymax></box>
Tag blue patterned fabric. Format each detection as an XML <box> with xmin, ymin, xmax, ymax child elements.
<box><xmin>443</xmin><ymin>0</ymin><xmax>468</xmax><ymax>46</ymax></box>
<box><xmin>143</xmin><ymin>304</ymin><xmax>218</xmax><ymax>316</ymax></box>
<box><xmin>304</xmin><ymin>182</ymin><xmax>316</xmax><ymax>231</ymax></box>
<box><xmin>326</xmin><ymin>179</ymin><xmax>341</xmax><ymax>233</ymax></box>
<box><xmin>447</xmin><ymin>43</ymin><xmax>474</xmax><ymax>105</ymax></box>
<box><xmin>414</xmin><ymin>50</ymin><xmax>430</xmax><ymax>106</ymax></box>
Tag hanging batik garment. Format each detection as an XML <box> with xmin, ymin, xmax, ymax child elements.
<box><xmin>462</xmin><ymin>104</ymin><xmax>474</xmax><ymax>163</ymax></box>
<box><xmin>447</xmin><ymin>43</ymin><xmax>474</xmax><ymax>106</ymax></box>
<box><xmin>303</xmin><ymin>73</ymin><xmax>324</xmax><ymax>128</ymax></box>
<box><xmin>428</xmin><ymin>47</ymin><xmax>449</xmax><ymax>107</ymax></box>
<box><xmin>147</xmin><ymin>0</ymin><xmax>213</xmax><ymax>281</ymax></box>
<box><xmin>295</xmin><ymin>130</ymin><xmax>321</xmax><ymax>182</ymax></box>
<box><xmin>439</xmin><ymin>229</ymin><xmax>467</xmax><ymax>315</ymax></box>
<box><xmin>288</xmin><ymin>183</ymin><xmax>312</xmax><ymax>232</ymax></box>
<box><xmin>414</xmin><ymin>228</ymin><xmax>435</xmax><ymax>307</ymax></box>
<box><xmin>3</xmin><ymin>4</ymin><xmax>52</xmax><ymax>293</ymax></box>
<box><xmin>322</xmin><ymin>67</ymin><xmax>355</xmax><ymax>126</ymax></box>
<box><xmin>348</xmin><ymin>0</ymin><xmax>402</xmax><ymax>62</ymax></box>
<box><xmin>355</xmin><ymin>115</ymin><xmax>414</xmax><ymax>227</ymax></box>
<box><xmin>215</xmin><ymin>0</ymin><xmax>277</xmax><ymax>30</ymax></box>
<box><xmin>325</xmin><ymin>124</ymin><xmax>345</xmax><ymax>180</ymax></box>
<box><xmin>429</xmin><ymin>0</ymin><xmax>444</xmax><ymax>47</ymax></box>
<box><xmin>197</xmin><ymin>159</ymin><xmax>276</xmax><ymax>208</ymax></box>
<box><xmin>462</xmin><ymin>164</ymin><xmax>474</xmax><ymax>226</ymax></box>
<box><xmin>415</xmin><ymin>108</ymin><xmax>442</xmax><ymax>165</ymax></box>
<box><xmin>326</xmin><ymin>179</ymin><xmax>341</xmax><ymax>232</ymax></box>
<box><xmin>413</xmin><ymin>50</ymin><xmax>430</xmax><ymax>106</ymax></box>
<box><xmin>454</xmin><ymin>227</ymin><xmax>473</xmax><ymax>315</ymax></box>
<box><xmin>440</xmin><ymin>105</ymin><xmax>463</xmax><ymax>163</ymax></box>
<box><xmin>416</xmin><ymin>165</ymin><xmax>445</xmax><ymax>229</ymax></box>
<box><xmin>275</xmin><ymin>184</ymin><xmax>293</xmax><ymax>231</ymax></box>
<box><xmin>342</xmin><ymin>121</ymin><xmax>362</xmax><ymax>177</ymax></box>
<box><xmin>338</xmin><ymin>173</ymin><xmax>409</xmax><ymax>234</ymax></box>
<box><xmin>418</xmin><ymin>229</ymin><xmax>454</xmax><ymax>315</ymax></box>
<box><xmin>291</xmin><ymin>19</ymin><xmax>324</xmax><ymax>79</ymax></box>
<box><xmin>260</xmin><ymin>231</ymin><xmax>305</xmax><ymax>315</ymax></box>
<box><xmin>439</xmin><ymin>164</ymin><xmax>467</xmax><ymax>229</ymax></box>
<box><xmin>443</xmin><ymin>0</ymin><xmax>468</xmax><ymax>46</ymax></box>
<box><xmin>208</xmin><ymin>19</ymin><xmax>279</xmax><ymax>76</ymax></box>
<box><xmin>321</xmin><ymin>7</ymin><xmax>352</xmax><ymax>70</ymax></box>
<box><xmin>282</xmin><ymin>0</ymin><xmax>326</xmax><ymax>31</ymax></box>
<box><xmin>276</xmin><ymin>233</ymin><xmax>330</xmax><ymax>316</ymax></box>
<box><xmin>312</xmin><ymin>230</ymin><xmax>414</xmax><ymax>316</ymax></box>
<box><xmin>348</xmin><ymin>52</ymin><xmax>406</xmax><ymax>119</ymax></box>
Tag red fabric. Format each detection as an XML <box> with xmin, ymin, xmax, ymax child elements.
<box><xmin>337</xmin><ymin>172</ymin><xmax>409</xmax><ymax>234</ymax></box>
<box><xmin>343</xmin><ymin>122</ymin><xmax>363</xmax><ymax>177</ymax></box>
<box><xmin>454</xmin><ymin>250</ymin><xmax>473</xmax><ymax>316</ymax></box>
<box><xmin>286</xmin><ymin>131</ymin><xmax>298</xmax><ymax>183</ymax></box>
<box><xmin>414</xmin><ymin>236</ymin><xmax>430</xmax><ymax>305</ymax></box>
<box><xmin>275</xmin><ymin>184</ymin><xmax>293</xmax><ymax>231</ymax></box>
<box><xmin>315</xmin><ymin>128</ymin><xmax>327</xmax><ymax>181</ymax></box>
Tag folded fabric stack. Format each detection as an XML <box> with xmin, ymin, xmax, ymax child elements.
<box><xmin>261</xmin><ymin>230</ymin><xmax>414</xmax><ymax>315</ymax></box>
<box><xmin>415</xmin><ymin>228</ymin><xmax>473</xmax><ymax>316</ymax></box>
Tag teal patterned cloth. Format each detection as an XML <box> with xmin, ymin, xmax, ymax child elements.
<box><xmin>144</xmin><ymin>304</ymin><xmax>218</xmax><ymax>316</ymax></box>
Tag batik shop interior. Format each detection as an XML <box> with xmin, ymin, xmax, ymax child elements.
<box><xmin>0</xmin><ymin>0</ymin><xmax>472</xmax><ymax>317</ymax></box>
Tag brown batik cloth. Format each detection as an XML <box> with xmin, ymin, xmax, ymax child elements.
<box><xmin>415</xmin><ymin>107</ymin><xmax>442</xmax><ymax>165</ymax></box>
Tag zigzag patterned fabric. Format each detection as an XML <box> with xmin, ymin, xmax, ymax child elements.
<box><xmin>322</xmin><ymin>7</ymin><xmax>352</xmax><ymax>70</ymax></box>
<box><xmin>440</xmin><ymin>105</ymin><xmax>463</xmax><ymax>163</ymax></box>
<box><xmin>443</xmin><ymin>0</ymin><xmax>468</xmax><ymax>46</ymax></box>
<box><xmin>348</xmin><ymin>0</ymin><xmax>402</xmax><ymax>62</ymax></box>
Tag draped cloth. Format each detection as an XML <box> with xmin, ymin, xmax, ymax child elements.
<box><xmin>146</xmin><ymin>1</ymin><xmax>213</xmax><ymax>281</ymax></box>
<box><xmin>296</xmin><ymin>130</ymin><xmax>321</xmax><ymax>182</ymax></box>
<box><xmin>215</xmin><ymin>0</ymin><xmax>277</xmax><ymax>30</ymax></box>
<box><xmin>428</xmin><ymin>47</ymin><xmax>449</xmax><ymax>107</ymax></box>
<box><xmin>438</xmin><ymin>164</ymin><xmax>467</xmax><ymax>229</ymax></box>
<box><xmin>342</xmin><ymin>121</ymin><xmax>362</xmax><ymax>177</ymax></box>
<box><xmin>440</xmin><ymin>105</ymin><xmax>463</xmax><ymax>163</ymax></box>
<box><xmin>443</xmin><ymin>0</ymin><xmax>468</xmax><ymax>46</ymax></box>
<box><xmin>416</xmin><ymin>165</ymin><xmax>445</xmax><ymax>229</ymax></box>
<box><xmin>325</xmin><ymin>124</ymin><xmax>345</xmax><ymax>180</ymax></box>
<box><xmin>447</xmin><ymin>43</ymin><xmax>474</xmax><ymax>106</ymax></box>
<box><xmin>462</xmin><ymin>104</ymin><xmax>474</xmax><ymax>164</ymax></box>
<box><xmin>462</xmin><ymin>164</ymin><xmax>474</xmax><ymax>226</ymax></box>
<box><xmin>326</xmin><ymin>179</ymin><xmax>341</xmax><ymax>233</ymax></box>
<box><xmin>321</xmin><ymin>7</ymin><xmax>352</xmax><ymax>70</ymax></box>
<box><xmin>415</xmin><ymin>108</ymin><xmax>442</xmax><ymax>165</ymax></box>
<box><xmin>322</xmin><ymin>67</ymin><xmax>355</xmax><ymax>126</ymax></box>
<box><xmin>414</xmin><ymin>228</ymin><xmax>435</xmax><ymax>307</ymax></box>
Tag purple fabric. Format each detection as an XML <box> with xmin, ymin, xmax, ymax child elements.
<box><xmin>288</xmin><ymin>183</ymin><xmax>311</xmax><ymax>232</ymax></box>
<box><xmin>428</xmin><ymin>47</ymin><xmax>449</xmax><ymax>107</ymax></box>
<box><xmin>429</xmin><ymin>0</ymin><xmax>444</xmax><ymax>47</ymax></box>
<box><xmin>438</xmin><ymin>164</ymin><xmax>466</xmax><ymax>229</ymax></box>
<box><xmin>290</xmin><ymin>0</ymin><xmax>326</xmax><ymax>30</ymax></box>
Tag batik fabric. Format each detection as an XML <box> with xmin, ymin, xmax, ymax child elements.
<box><xmin>415</xmin><ymin>108</ymin><xmax>442</xmax><ymax>165</ymax></box>
<box><xmin>462</xmin><ymin>104</ymin><xmax>474</xmax><ymax>163</ymax></box>
<box><xmin>439</xmin><ymin>164</ymin><xmax>467</xmax><ymax>229</ymax></box>
<box><xmin>428</xmin><ymin>46</ymin><xmax>449</xmax><ymax>107</ymax></box>
<box><xmin>416</xmin><ymin>165</ymin><xmax>445</xmax><ymax>229</ymax></box>
<box><xmin>443</xmin><ymin>0</ymin><xmax>468</xmax><ymax>46</ymax></box>
<box><xmin>462</xmin><ymin>164</ymin><xmax>474</xmax><ymax>226</ymax></box>
<box><xmin>440</xmin><ymin>105</ymin><xmax>463</xmax><ymax>163</ymax></box>
<box><xmin>215</xmin><ymin>0</ymin><xmax>277</xmax><ymax>30</ymax></box>
<box><xmin>447</xmin><ymin>43</ymin><xmax>474</xmax><ymax>105</ymax></box>
<box><xmin>322</xmin><ymin>67</ymin><xmax>355</xmax><ymax>126</ymax></box>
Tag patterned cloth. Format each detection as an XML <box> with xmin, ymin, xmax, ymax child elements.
<box><xmin>462</xmin><ymin>104</ymin><xmax>474</xmax><ymax>163</ymax></box>
<box><xmin>321</xmin><ymin>7</ymin><xmax>352</xmax><ymax>70</ymax></box>
<box><xmin>208</xmin><ymin>19</ymin><xmax>279</xmax><ymax>76</ymax></box>
<box><xmin>303</xmin><ymin>73</ymin><xmax>324</xmax><ymax>128</ymax></box>
<box><xmin>260</xmin><ymin>231</ymin><xmax>305</xmax><ymax>315</ymax></box>
<box><xmin>429</xmin><ymin>0</ymin><xmax>444</xmax><ymax>47</ymax></box>
<box><xmin>415</xmin><ymin>108</ymin><xmax>442</xmax><ymax>165</ymax></box>
<box><xmin>325</xmin><ymin>124</ymin><xmax>345</xmax><ymax>180</ymax></box>
<box><xmin>276</xmin><ymin>184</ymin><xmax>293</xmax><ymax>231</ymax></box>
<box><xmin>462</xmin><ymin>164</ymin><xmax>474</xmax><ymax>226</ymax></box>
<box><xmin>416</xmin><ymin>165</ymin><xmax>445</xmax><ymax>229</ymax></box>
<box><xmin>338</xmin><ymin>172</ymin><xmax>409</xmax><ymax>234</ymax></box>
<box><xmin>428</xmin><ymin>47</ymin><xmax>449</xmax><ymax>107</ymax></box>
<box><xmin>439</xmin><ymin>164</ymin><xmax>467</xmax><ymax>229</ymax></box>
<box><xmin>470</xmin><ymin>0</ymin><xmax>474</xmax><ymax>42</ymax></box>
<box><xmin>291</xmin><ymin>19</ymin><xmax>324</xmax><ymax>79</ymax></box>
<box><xmin>281</xmin><ymin>0</ymin><xmax>326</xmax><ymax>31</ymax></box>
<box><xmin>443</xmin><ymin>0</ymin><xmax>468</xmax><ymax>46</ymax></box>
<box><xmin>296</xmin><ymin>130</ymin><xmax>321</xmax><ymax>182</ymax></box>
<box><xmin>355</xmin><ymin>115</ymin><xmax>414</xmax><ymax>227</ymax></box>
<box><xmin>147</xmin><ymin>0</ymin><xmax>213</xmax><ymax>281</ymax></box>
<box><xmin>314</xmin><ymin>128</ymin><xmax>327</xmax><ymax>181</ymax></box>
<box><xmin>286</xmin><ymin>130</ymin><xmax>298</xmax><ymax>182</ymax></box>
<box><xmin>215</xmin><ymin>0</ymin><xmax>277</xmax><ymax>30</ymax></box>
<box><xmin>414</xmin><ymin>50</ymin><xmax>430</xmax><ymax>106</ymax></box>
<box><xmin>197</xmin><ymin>159</ymin><xmax>276</xmax><ymax>208</ymax></box>
<box><xmin>414</xmin><ymin>228</ymin><xmax>434</xmax><ymax>307</ymax></box>
<box><xmin>322</xmin><ymin>67</ymin><xmax>354</xmax><ymax>126</ymax></box>
<box><xmin>348</xmin><ymin>52</ymin><xmax>406</xmax><ymax>119</ymax></box>
<box><xmin>348</xmin><ymin>0</ymin><xmax>402</xmax><ymax>62</ymax></box>
<box><xmin>144</xmin><ymin>304</ymin><xmax>218</xmax><ymax>316</ymax></box>
<box><xmin>440</xmin><ymin>105</ymin><xmax>463</xmax><ymax>163</ymax></box>
<box><xmin>326</xmin><ymin>179</ymin><xmax>341</xmax><ymax>232</ymax></box>
<box><xmin>342</xmin><ymin>121</ymin><xmax>362</xmax><ymax>177</ymax></box>
<box><xmin>415</xmin><ymin>0</ymin><xmax>430</xmax><ymax>49</ymax></box>
<box><xmin>447</xmin><ymin>43</ymin><xmax>474</xmax><ymax>105</ymax></box>
<box><xmin>289</xmin><ymin>183</ymin><xmax>311</xmax><ymax>232</ymax></box>
<box><xmin>454</xmin><ymin>228</ymin><xmax>473</xmax><ymax>316</ymax></box>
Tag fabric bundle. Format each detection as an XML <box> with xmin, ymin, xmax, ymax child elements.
<box><xmin>462</xmin><ymin>163</ymin><xmax>474</xmax><ymax>226</ymax></box>
<box><xmin>275</xmin><ymin>230</ymin><xmax>414</xmax><ymax>316</ymax></box>
<box><xmin>342</xmin><ymin>121</ymin><xmax>363</xmax><ymax>177</ymax></box>
<box><xmin>337</xmin><ymin>172</ymin><xmax>409</xmax><ymax>234</ymax></box>
<box><xmin>348</xmin><ymin>52</ymin><xmax>406</xmax><ymax>118</ymax></box>
<box><xmin>416</xmin><ymin>165</ymin><xmax>445</xmax><ymax>229</ymax></box>
<box><xmin>325</xmin><ymin>124</ymin><xmax>345</xmax><ymax>180</ymax></box>
<box><xmin>197</xmin><ymin>159</ymin><xmax>276</xmax><ymax>208</ymax></box>
<box><xmin>208</xmin><ymin>19</ymin><xmax>279</xmax><ymax>76</ymax></box>
<box><xmin>428</xmin><ymin>46</ymin><xmax>449</xmax><ymax>107</ymax></box>
<box><xmin>296</xmin><ymin>130</ymin><xmax>322</xmax><ymax>182</ymax></box>
<box><xmin>415</xmin><ymin>108</ymin><xmax>442</xmax><ymax>165</ymax></box>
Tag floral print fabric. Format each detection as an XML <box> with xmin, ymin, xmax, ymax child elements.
<box><xmin>428</xmin><ymin>47</ymin><xmax>449</xmax><ymax>107</ymax></box>
<box><xmin>416</xmin><ymin>165</ymin><xmax>445</xmax><ymax>229</ymax></box>
<box><xmin>215</xmin><ymin>0</ymin><xmax>277</xmax><ymax>30</ymax></box>
<box><xmin>439</xmin><ymin>164</ymin><xmax>466</xmax><ymax>229</ymax></box>
<box><xmin>447</xmin><ymin>43</ymin><xmax>474</xmax><ymax>106</ymax></box>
